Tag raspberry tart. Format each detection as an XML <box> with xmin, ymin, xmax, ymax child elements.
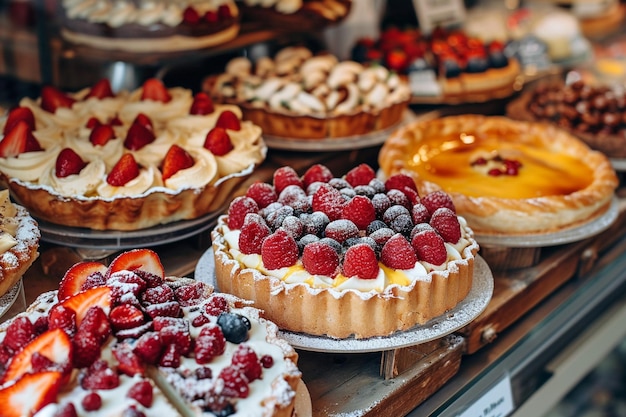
<box><xmin>378</xmin><ymin>114</ymin><xmax>619</xmax><ymax>235</ymax></box>
<box><xmin>0</xmin><ymin>189</ymin><xmax>40</xmax><ymax>298</ymax></box>
<box><xmin>0</xmin><ymin>78</ymin><xmax>266</xmax><ymax>230</ymax></box>
<box><xmin>0</xmin><ymin>248</ymin><xmax>301</xmax><ymax>417</ymax></box>
<box><xmin>210</xmin><ymin>163</ymin><xmax>479</xmax><ymax>339</ymax></box>
<box><xmin>60</xmin><ymin>0</ymin><xmax>240</xmax><ymax>53</ymax></box>
<box><xmin>506</xmin><ymin>79</ymin><xmax>626</xmax><ymax>158</ymax></box>
<box><xmin>203</xmin><ymin>46</ymin><xmax>411</xmax><ymax>139</ymax></box>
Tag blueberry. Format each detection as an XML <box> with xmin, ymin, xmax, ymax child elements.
<box><xmin>440</xmin><ymin>58</ymin><xmax>462</xmax><ymax>78</ymax></box>
<box><xmin>489</xmin><ymin>51</ymin><xmax>509</xmax><ymax>69</ymax></box>
<box><xmin>217</xmin><ymin>313</ymin><xmax>250</xmax><ymax>344</ymax></box>
<box><xmin>466</xmin><ymin>56</ymin><xmax>489</xmax><ymax>73</ymax></box>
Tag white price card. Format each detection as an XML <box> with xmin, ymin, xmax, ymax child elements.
<box><xmin>412</xmin><ymin>0</ymin><xmax>466</xmax><ymax>34</ymax></box>
<box><xmin>456</xmin><ymin>375</ymin><xmax>515</xmax><ymax>417</ymax></box>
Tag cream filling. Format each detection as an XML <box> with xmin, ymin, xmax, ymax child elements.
<box><xmin>97</xmin><ymin>165</ymin><xmax>162</xmax><ymax>198</ymax></box>
<box><xmin>163</xmin><ymin>147</ymin><xmax>218</xmax><ymax>190</ymax></box>
<box><xmin>39</xmin><ymin>159</ymin><xmax>107</xmax><ymax>197</ymax></box>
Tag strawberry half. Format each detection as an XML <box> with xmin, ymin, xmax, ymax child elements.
<box><xmin>106</xmin><ymin>153</ymin><xmax>140</xmax><ymax>186</ymax></box>
<box><xmin>85</xmin><ymin>78</ymin><xmax>114</xmax><ymax>100</ymax></box>
<box><xmin>215</xmin><ymin>110</ymin><xmax>241</xmax><ymax>131</ymax></box>
<box><xmin>204</xmin><ymin>127</ymin><xmax>233</xmax><ymax>156</ymax></box>
<box><xmin>107</xmin><ymin>248</ymin><xmax>165</xmax><ymax>279</ymax></box>
<box><xmin>0</xmin><ymin>120</ymin><xmax>43</xmax><ymax>158</ymax></box>
<box><xmin>3</xmin><ymin>106</ymin><xmax>35</xmax><ymax>134</ymax></box>
<box><xmin>189</xmin><ymin>92</ymin><xmax>214</xmax><ymax>115</ymax></box>
<box><xmin>55</xmin><ymin>148</ymin><xmax>87</xmax><ymax>178</ymax></box>
<box><xmin>161</xmin><ymin>144</ymin><xmax>194</xmax><ymax>181</ymax></box>
<box><xmin>89</xmin><ymin>123</ymin><xmax>116</xmax><ymax>146</ymax></box>
<box><xmin>58</xmin><ymin>261</ymin><xmax>108</xmax><ymax>301</ymax></box>
<box><xmin>140</xmin><ymin>78</ymin><xmax>171</xmax><ymax>103</ymax></box>
<box><xmin>2</xmin><ymin>328</ymin><xmax>72</xmax><ymax>384</ymax></box>
<box><xmin>0</xmin><ymin>371</ymin><xmax>63</xmax><ymax>417</ymax></box>
<box><xmin>40</xmin><ymin>85</ymin><xmax>76</xmax><ymax>113</ymax></box>
<box><xmin>58</xmin><ymin>286</ymin><xmax>112</xmax><ymax>326</ymax></box>
<box><xmin>124</xmin><ymin>118</ymin><xmax>155</xmax><ymax>151</ymax></box>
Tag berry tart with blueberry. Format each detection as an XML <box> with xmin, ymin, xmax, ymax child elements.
<box><xmin>0</xmin><ymin>78</ymin><xmax>266</xmax><ymax>230</ymax></box>
<box><xmin>378</xmin><ymin>114</ymin><xmax>619</xmax><ymax>235</ymax></box>
<box><xmin>210</xmin><ymin>163</ymin><xmax>479</xmax><ymax>339</ymax></box>
<box><xmin>0</xmin><ymin>248</ymin><xmax>301</xmax><ymax>417</ymax></box>
<box><xmin>59</xmin><ymin>0</ymin><xmax>240</xmax><ymax>53</ymax></box>
<box><xmin>506</xmin><ymin>79</ymin><xmax>626</xmax><ymax>159</ymax></box>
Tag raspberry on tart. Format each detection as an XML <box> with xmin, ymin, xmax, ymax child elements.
<box><xmin>210</xmin><ymin>163</ymin><xmax>479</xmax><ymax>339</ymax></box>
<box><xmin>378</xmin><ymin>115</ymin><xmax>619</xmax><ymax>235</ymax></box>
<box><xmin>0</xmin><ymin>249</ymin><xmax>301</xmax><ymax>417</ymax></box>
<box><xmin>0</xmin><ymin>78</ymin><xmax>266</xmax><ymax>230</ymax></box>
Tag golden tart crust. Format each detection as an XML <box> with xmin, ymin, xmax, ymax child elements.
<box><xmin>378</xmin><ymin>115</ymin><xmax>619</xmax><ymax>235</ymax></box>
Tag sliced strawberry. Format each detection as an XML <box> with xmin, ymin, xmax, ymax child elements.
<box><xmin>40</xmin><ymin>85</ymin><xmax>76</xmax><ymax>113</ymax></box>
<box><xmin>2</xmin><ymin>328</ymin><xmax>71</xmax><ymax>383</ymax></box>
<box><xmin>85</xmin><ymin>78</ymin><xmax>114</xmax><ymax>100</ymax></box>
<box><xmin>89</xmin><ymin>124</ymin><xmax>116</xmax><ymax>146</ymax></box>
<box><xmin>161</xmin><ymin>144</ymin><xmax>194</xmax><ymax>181</ymax></box>
<box><xmin>182</xmin><ymin>6</ymin><xmax>201</xmax><ymax>24</ymax></box>
<box><xmin>0</xmin><ymin>120</ymin><xmax>43</xmax><ymax>158</ymax></box>
<box><xmin>3</xmin><ymin>106</ymin><xmax>35</xmax><ymax>134</ymax></box>
<box><xmin>58</xmin><ymin>261</ymin><xmax>107</xmax><ymax>301</ymax></box>
<box><xmin>189</xmin><ymin>92</ymin><xmax>214</xmax><ymax>115</ymax></box>
<box><xmin>215</xmin><ymin>110</ymin><xmax>241</xmax><ymax>131</ymax></box>
<box><xmin>203</xmin><ymin>127</ymin><xmax>233</xmax><ymax>156</ymax></box>
<box><xmin>55</xmin><ymin>148</ymin><xmax>87</xmax><ymax>178</ymax></box>
<box><xmin>140</xmin><ymin>78</ymin><xmax>171</xmax><ymax>103</ymax></box>
<box><xmin>107</xmin><ymin>248</ymin><xmax>165</xmax><ymax>279</ymax></box>
<box><xmin>132</xmin><ymin>113</ymin><xmax>154</xmax><ymax>132</ymax></box>
<box><xmin>124</xmin><ymin>120</ymin><xmax>155</xmax><ymax>151</ymax></box>
<box><xmin>106</xmin><ymin>153</ymin><xmax>140</xmax><ymax>186</ymax></box>
<box><xmin>0</xmin><ymin>371</ymin><xmax>62</xmax><ymax>417</ymax></box>
<box><xmin>58</xmin><ymin>286</ymin><xmax>112</xmax><ymax>326</ymax></box>
<box><xmin>85</xmin><ymin>116</ymin><xmax>101</xmax><ymax>129</ymax></box>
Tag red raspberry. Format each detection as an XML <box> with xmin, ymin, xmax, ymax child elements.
<box><xmin>195</xmin><ymin>325</ymin><xmax>226</xmax><ymax>364</ymax></box>
<box><xmin>127</xmin><ymin>380</ymin><xmax>153</xmax><ymax>407</ymax></box>
<box><xmin>141</xmin><ymin>284</ymin><xmax>175</xmax><ymax>305</ymax></box>
<box><xmin>273</xmin><ymin>166</ymin><xmax>303</xmax><ymax>194</ymax></box>
<box><xmin>429</xmin><ymin>207</ymin><xmax>461</xmax><ymax>243</ymax></box>
<box><xmin>54</xmin><ymin>403</ymin><xmax>78</xmax><ymax>417</ymax></box>
<box><xmin>245</xmin><ymin>182</ymin><xmax>277</xmax><ymax>208</ymax></box>
<box><xmin>82</xmin><ymin>392</ymin><xmax>103</xmax><ymax>411</ymax></box>
<box><xmin>411</xmin><ymin>203</ymin><xmax>430</xmax><ymax>224</ymax></box>
<box><xmin>182</xmin><ymin>6</ymin><xmax>200</xmax><ymax>23</ymax></box>
<box><xmin>260</xmin><ymin>355</ymin><xmax>274</xmax><ymax>368</ymax></box>
<box><xmin>48</xmin><ymin>304</ymin><xmax>77</xmax><ymax>336</ymax></box>
<box><xmin>72</xmin><ymin>333</ymin><xmax>102</xmax><ymax>368</ymax></box>
<box><xmin>112</xmin><ymin>344</ymin><xmax>144</xmax><ymax>376</ymax></box>
<box><xmin>107</xmin><ymin>272</ymin><xmax>147</xmax><ymax>299</ymax></box>
<box><xmin>341</xmin><ymin>195</ymin><xmax>376</xmax><ymax>230</ymax></box>
<box><xmin>312</xmin><ymin>183</ymin><xmax>346</xmax><ymax>221</ymax></box>
<box><xmin>421</xmin><ymin>190</ymin><xmax>456</xmax><ymax>215</ymax></box>
<box><xmin>78</xmin><ymin>306</ymin><xmax>111</xmax><ymax>344</ymax></box>
<box><xmin>133</xmin><ymin>332</ymin><xmax>163</xmax><ymax>364</ymax></box>
<box><xmin>30</xmin><ymin>352</ymin><xmax>55</xmax><ymax>373</ymax></box>
<box><xmin>411</xmin><ymin>229</ymin><xmax>447</xmax><ymax>265</ymax></box>
<box><xmin>232</xmin><ymin>344</ymin><xmax>262</xmax><ymax>382</ymax></box>
<box><xmin>145</xmin><ymin>301</ymin><xmax>182</xmax><ymax>319</ymax></box>
<box><xmin>159</xmin><ymin>343</ymin><xmax>181</xmax><ymax>367</ymax></box>
<box><xmin>302</xmin><ymin>164</ymin><xmax>333</xmax><ymax>188</ymax></box>
<box><xmin>227</xmin><ymin>196</ymin><xmax>259</xmax><ymax>230</ymax></box>
<box><xmin>4</xmin><ymin>316</ymin><xmax>36</xmax><ymax>352</ymax></box>
<box><xmin>217</xmin><ymin>3</ymin><xmax>232</xmax><ymax>19</ymax></box>
<box><xmin>192</xmin><ymin>314</ymin><xmax>210</xmax><ymax>327</ymax></box>
<box><xmin>384</xmin><ymin>173</ymin><xmax>417</xmax><ymax>193</ymax></box>
<box><xmin>204</xmin><ymin>295</ymin><xmax>230</xmax><ymax>316</ymax></box>
<box><xmin>174</xmin><ymin>281</ymin><xmax>208</xmax><ymax>306</ymax></box>
<box><xmin>81</xmin><ymin>360</ymin><xmax>120</xmax><ymax>390</ymax></box>
<box><xmin>109</xmin><ymin>304</ymin><xmax>145</xmax><ymax>332</ymax></box>
<box><xmin>345</xmin><ymin>163</ymin><xmax>376</xmax><ymax>187</ymax></box>
<box><xmin>302</xmin><ymin>242</ymin><xmax>339</xmax><ymax>276</ymax></box>
<box><xmin>219</xmin><ymin>365</ymin><xmax>250</xmax><ymax>398</ymax></box>
<box><xmin>261</xmin><ymin>230</ymin><xmax>299</xmax><ymax>270</ymax></box>
<box><xmin>380</xmin><ymin>234</ymin><xmax>417</xmax><ymax>270</ymax></box>
<box><xmin>324</xmin><ymin>220</ymin><xmax>359</xmax><ymax>243</ymax></box>
<box><xmin>342</xmin><ymin>244</ymin><xmax>379</xmax><ymax>279</ymax></box>
<box><xmin>401</xmin><ymin>186</ymin><xmax>420</xmax><ymax>204</ymax></box>
<box><xmin>159</xmin><ymin>325</ymin><xmax>192</xmax><ymax>356</ymax></box>
<box><xmin>238</xmin><ymin>214</ymin><xmax>271</xmax><ymax>255</ymax></box>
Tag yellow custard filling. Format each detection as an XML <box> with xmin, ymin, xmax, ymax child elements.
<box><xmin>405</xmin><ymin>132</ymin><xmax>593</xmax><ymax>199</ymax></box>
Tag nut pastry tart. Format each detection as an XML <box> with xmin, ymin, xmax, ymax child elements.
<box><xmin>378</xmin><ymin>115</ymin><xmax>619</xmax><ymax>235</ymax></box>
<box><xmin>0</xmin><ymin>78</ymin><xmax>266</xmax><ymax>230</ymax></box>
<box><xmin>204</xmin><ymin>46</ymin><xmax>411</xmax><ymax>139</ymax></box>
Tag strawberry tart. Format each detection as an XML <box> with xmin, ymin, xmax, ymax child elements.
<box><xmin>59</xmin><ymin>0</ymin><xmax>240</xmax><ymax>53</ymax></box>
<box><xmin>0</xmin><ymin>189</ymin><xmax>40</xmax><ymax>298</ymax></box>
<box><xmin>238</xmin><ymin>0</ymin><xmax>351</xmax><ymax>31</ymax></box>
<box><xmin>203</xmin><ymin>46</ymin><xmax>411</xmax><ymax>139</ymax></box>
<box><xmin>378</xmin><ymin>114</ymin><xmax>619</xmax><ymax>235</ymax></box>
<box><xmin>0</xmin><ymin>249</ymin><xmax>301</xmax><ymax>417</ymax></box>
<box><xmin>210</xmin><ymin>163</ymin><xmax>479</xmax><ymax>339</ymax></box>
<box><xmin>0</xmin><ymin>78</ymin><xmax>266</xmax><ymax>231</ymax></box>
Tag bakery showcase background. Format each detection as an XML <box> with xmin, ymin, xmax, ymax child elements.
<box><xmin>0</xmin><ymin>0</ymin><xmax>625</xmax><ymax>416</ymax></box>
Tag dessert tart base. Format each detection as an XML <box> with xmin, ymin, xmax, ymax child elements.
<box><xmin>197</xmin><ymin>250</ymin><xmax>493</xmax><ymax>353</ymax></box>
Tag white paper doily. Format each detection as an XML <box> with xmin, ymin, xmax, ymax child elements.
<box><xmin>195</xmin><ymin>250</ymin><xmax>493</xmax><ymax>353</ymax></box>
<box><xmin>0</xmin><ymin>278</ymin><xmax>23</xmax><ymax>321</ymax></box>
<box><xmin>474</xmin><ymin>196</ymin><xmax>619</xmax><ymax>248</ymax></box>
